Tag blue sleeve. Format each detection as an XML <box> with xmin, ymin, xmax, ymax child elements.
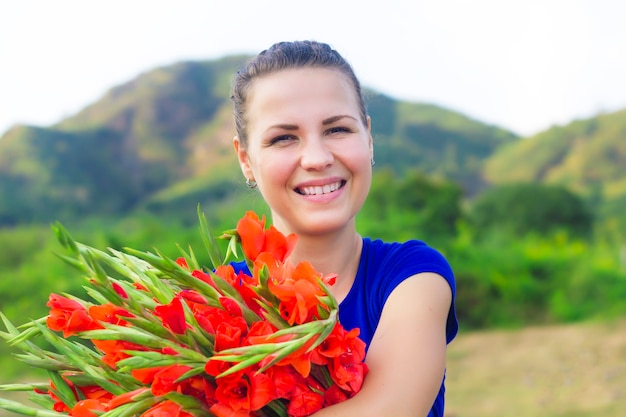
<box><xmin>376</xmin><ymin>240</ymin><xmax>458</xmax><ymax>344</ymax></box>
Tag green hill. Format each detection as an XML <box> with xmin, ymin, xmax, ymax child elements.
<box><xmin>482</xmin><ymin>109</ymin><xmax>626</xmax><ymax>225</ymax></box>
<box><xmin>0</xmin><ymin>55</ymin><xmax>518</xmax><ymax>226</ymax></box>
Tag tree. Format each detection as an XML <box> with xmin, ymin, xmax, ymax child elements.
<box><xmin>468</xmin><ymin>183</ymin><xmax>593</xmax><ymax>238</ymax></box>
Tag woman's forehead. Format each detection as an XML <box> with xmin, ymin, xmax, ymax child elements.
<box><xmin>246</xmin><ymin>68</ymin><xmax>360</xmax><ymax>120</ymax></box>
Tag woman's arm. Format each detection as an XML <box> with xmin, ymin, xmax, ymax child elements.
<box><xmin>312</xmin><ymin>272</ymin><xmax>452</xmax><ymax>417</ymax></box>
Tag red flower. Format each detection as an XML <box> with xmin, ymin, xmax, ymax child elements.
<box><xmin>150</xmin><ymin>364</ymin><xmax>193</xmax><ymax>396</ymax></box>
<box><xmin>154</xmin><ymin>296</ymin><xmax>189</xmax><ymax>335</ymax></box>
<box><xmin>88</xmin><ymin>302</ymin><xmax>134</xmax><ymax>326</ymax></box>
<box><xmin>70</xmin><ymin>399</ymin><xmax>106</xmax><ymax>417</ymax></box>
<box><xmin>142</xmin><ymin>400</ymin><xmax>194</xmax><ymax>417</ymax></box>
<box><xmin>211</xmin><ymin>369</ymin><xmax>274</xmax><ymax>415</ymax></box>
<box><xmin>93</xmin><ymin>339</ymin><xmax>149</xmax><ymax>369</ymax></box>
<box><xmin>236</xmin><ymin>211</ymin><xmax>297</xmax><ymax>262</ymax></box>
<box><xmin>215</xmin><ymin>265</ymin><xmax>264</xmax><ymax>316</ymax></box>
<box><xmin>106</xmin><ymin>388</ymin><xmax>150</xmax><ymax>410</ymax></box>
<box><xmin>78</xmin><ymin>385</ymin><xmax>113</xmax><ymax>402</ymax></box>
<box><xmin>179</xmin><ymin>289</ymin><xmax>209</xmax><ymax>305</ymax></box>
<box><xmin>131</xmin><ymin>366</ymin><xmax>166</xmax><ymax>385</ymax></box>
<box><xmin>314</xmin><ymin>325</ymin><xmax>366</xmax><ymax>364</ymax></box>
<box><xmin>267</xmin><ymin>260</ymin><xmax>330</xmax><ymax>325</ymax></box>
<box><xmin>46</xmin><ymin>294</ymin><xmax>102</xmax><ymax>337</ymax></box>
<box><xmin>286</xmin><ymin>381</ymin><xmax>324</xmax><ymax>417</ymax></box>
<box><xmin>192</xmin><ymin>268</ymin><xmax>218</xmax><ymax>288</ymax></box>
<box><xmin>214</xmin><ymin>319</ymin><xmax>246</xmax><ymax>352</ymax></box>
<box><xmin>111</xmin><ymin>282</ymin><xmax>128</xmax><ymax>298</ymax></box>
<box><xmin>323</xmin><ymin>384</ymin><xmax>349</xmax><ymax>406</ymax></box>
<box><xmin>316</xmin><ymin>325</ymin><xmax>368</xmax><ymax>393</ymax></box>
<box><xmin>176</xmin><ymin>257</ymin><xmax>189</xmax><ymax>269</ymax></box>
<box><xmin>265</xmin><ymin>365</ymin><xmax>301</xmax><ymax>399</ymax></box>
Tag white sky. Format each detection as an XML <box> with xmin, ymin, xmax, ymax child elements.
<box><xmin>1</xmin><ymin>0</ymin><xmax>626</xmax><ymax>137</ymax></box>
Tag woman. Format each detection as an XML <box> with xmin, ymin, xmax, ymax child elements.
<box><xmin>231</xmin><ymin>40</ymin><xmax>458</xmax><ymax>417</ymax></box>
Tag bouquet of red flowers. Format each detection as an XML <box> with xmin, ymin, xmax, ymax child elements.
<box><xmin>0</xmin><ymin>210</ymin><xmax>367</xmax><ymax>417</ymax></box>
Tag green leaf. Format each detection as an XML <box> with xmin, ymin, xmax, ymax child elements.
<box><xmin>0</xmin><ymin>398</ymin><xmax>65</xmax><ymax>417</ymax></box>
<box><xmin>197</xmin><ymin>205</ymin><xmax>224</xmax><ymax>268</ymax></box>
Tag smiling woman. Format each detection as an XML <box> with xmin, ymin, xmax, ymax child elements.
<box><xmin>229</xmin><ymin>40</ymin><xmax>458</xmax><ymax>417</ymax></box>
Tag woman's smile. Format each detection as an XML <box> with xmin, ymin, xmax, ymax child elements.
<box><xmin>294</xmin><ymin>179</ymin><xmax>346</xmax><ymax>196</ymax></box>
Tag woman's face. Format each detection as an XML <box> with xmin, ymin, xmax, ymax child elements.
<box><xmin>234</xmin><ymin>67</ymin><xmax>373</xmax><ymax>237</ymax></box>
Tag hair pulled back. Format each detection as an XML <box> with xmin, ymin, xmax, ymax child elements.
<box><xmin>231</xmin><ymin>40</ymin><xmax>368</xmax><ymax>147</ymax></box>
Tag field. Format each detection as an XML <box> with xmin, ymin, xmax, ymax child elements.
<box><xmin>445</xmin><ymin>318</ymin><xmax>626</xmax><ymax>416</ymax></box>
<box><xmin>1</xmin><ymin>319</ymin><xmax>625</xmax><ymax>417</ymax></box>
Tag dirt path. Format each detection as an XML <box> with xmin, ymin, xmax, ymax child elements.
<box><xmin>445</xmin><ymin>318</ymin><xmax>626</xmax><ymax>417</ymax></box>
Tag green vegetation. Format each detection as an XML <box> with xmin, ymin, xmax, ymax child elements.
<box><xmin>1</xmin><ymin>53</ymin><xmax>625</xmax><ymax>398</ymax></box>
<box><xmin>483</xmin><ymin>109</ymin><xmax>626</xmax><ymax>229</ymax></box>
<box><xmin>468</xmin><ymin>183</ymin><xmax>593</xmax><ymax>239</ymax></box>
<box><xmin>2</xmin><ymin>170</ymin><xmax>625</xmax><ymax>380</ymax></box>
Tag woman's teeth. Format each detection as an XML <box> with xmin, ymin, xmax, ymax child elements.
<box><xmin>297</xmin><ymin>181</ymin><xmax>343</xmax><ymax>195</ymax></box>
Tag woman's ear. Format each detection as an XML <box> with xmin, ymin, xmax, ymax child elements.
<box><xmin>233</xmin><ymin>136</ymin><xmax>254</xmax><ymax>181</ymax></box>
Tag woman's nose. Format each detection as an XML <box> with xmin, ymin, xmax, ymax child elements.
<box><xmin>299</xmin><ymin>137</ymin><xmax>334</xmax><ymax>170</ymax></box>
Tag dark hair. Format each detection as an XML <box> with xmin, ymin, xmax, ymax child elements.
<box><xmin>231</xmin><ymin>40</ymin><xmax>368</xmax><ymax>147</ymax></box>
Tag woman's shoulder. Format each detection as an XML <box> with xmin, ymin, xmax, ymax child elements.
<box><xmin>362</xmin><ymin>237</ymin><xmax>451</xmax><ymax>273</ymax></box>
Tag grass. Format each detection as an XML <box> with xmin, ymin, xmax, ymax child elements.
<box><xmin>445</xmin><ymin>318</ymin><xmax>626</xmax><ymax>416</ymax></box>
<box><xmin>1</xmin><ymin>319</ymin><xmax>626</xmax><ymax>417</ymax></box>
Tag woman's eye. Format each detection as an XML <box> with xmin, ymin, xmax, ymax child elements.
<box><xmin>326</xmin><ymin>126</ymin><xmax>352</xmax><ymax>135</ymax></box>
<box><xmin>269</xmin><ymin>135</ymin><xmax>296</xmax><ymax>146</ymax></box>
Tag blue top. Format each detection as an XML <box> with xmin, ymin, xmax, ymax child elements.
<box><xmin>340</xmin><ymin>237</ymin><xmax>457</xmax><ymax>417</ymax></box>
<box><xmin>231</xmin><ymin>237</ymin><xmax>458</xmax><ymax>417</ymax></box>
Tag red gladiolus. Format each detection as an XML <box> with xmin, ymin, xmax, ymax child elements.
<box><xmin>323</xmin><ymin>384</ymin><xmax>349</xmax><ymax>406</ymax></box>
<box><xmin>215</xmin><ymin>265</ymin><xmax>264</xmax><ymax>316</ymax></box>
<box><xmin>315</xmin><ymin>326</ymin><xmax>366</xmax><ymax>364</ymax></box>
<box><xmin>192</xmin><ymin>269</ymin><xmax>218</xmax><ymax>287</ymax></box>
<box><xmin>150</xmin><ymin>364</ymin><xmax>193</xmax><ymax>396</ymax></box>
<box><xmin>265</xmin><ymin>365</ymin><xmax>301</xmax><ymax>399</ymax></box>
<box><xmin>70</xmin><ymin>399</ymin><xmax>106</xmax><ymax>417</ymax></box>
<box><xmin>191</xmin><ymin>302</ymin><xmax>245</xmax><ymax>336</ymax></box>
<box><xmin>176</xmin><ymin>257</ymin><xmax>189</xmax><ymax>269</ymax></box>
<box><xmin>287</xmin><ymin>382</ymin><xmax>324</xmax><ymax>417</ymax></box>
<box><xmin>88</xmin><ymin>302</ymin><xmax>134</xmax><ymax>326</ymax></box>
<box><xmin>154</xmin><ymin>296</ymin><xmax>189</xmax><ymax>335</ymax></box>
<box><xmin>236</xmin><ymin>211</ymin><xmax>297</xmax><ymax>262</ymax></box>
<box><xmin>268</xmin><ymin>261</ymin><xmax>329</xmax><ymax>326</ymax></box>
<box><xmin>211</xmin><ymin>369</ymin><xmax>274</xmax><ymax>415</ymax></box>
<box><xmin>111</xmin><ymin>282</ymin><xmax>128</xmax><ymax>298</ymax></box>
<box><xmin>314</xmin><ymin>325</ymin><xmax>368</xmax><ymax>393</ymax></box>
<box><xmin>208</xmin><ymin>402</ymin><xmax>250</xmax><ymax>417</ymax></box>
<box><xmin>93</xmin><ymin>339</ymin><xmax>149</xmax><ymax>369</ymax></box>
<box><xmin>179</xmin><ymin>289</ymin><xmax>209</xmax><ymax>305</ymax></box>
<box><xmin>46</xmin><ymin>294</ymin><xmax>102</xmax><ymax>337</ymax></box>
<box><xmin>214</xmin><ymin>320</ymin><xmax>245</xmax><ymax>352</ymax></box>
<box><xmin>131</xmin><ymin>366</ymin><xmax>166</xmax><ymax>385</ymax></box>
<box><xmin>4</xmin><ymin>211</ymin><xmax>372</xmax><ymax>417</ymax></box>
<box><xmin>106</xmin><ymin>388</ymin><xmax>150</xmax><ymax>410</ymax></box>
<box><xmin>219</xmin><ymin>296</ymin><xmax>243</xmax><ymax>317</ymax></box>
<box><xmin>142</xmin><ymin>400</ymin><xmax>194</xmax><ymax>417</ymax></box>
<box><xmin>78</xmin><ymin>385</ymin><xmax>113</xmax><ymax>402</ymax></box>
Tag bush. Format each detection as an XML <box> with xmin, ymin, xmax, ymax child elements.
<box><xmin>468</xmin><ymin>183</ymin><xmax>593</xmax><ymax>239</ymax></box>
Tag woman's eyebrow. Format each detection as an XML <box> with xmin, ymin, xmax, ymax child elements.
<box><xmin>265</xmin><ymin>123</ymin><xmax>298</xmax><ymax>132</ymax></box>
<box><xmin>322</xmin><ymin>115</ymin><xmax>357</xmax><ymax>125</ymax></box>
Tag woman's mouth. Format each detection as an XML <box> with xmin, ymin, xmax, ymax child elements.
<box><xmin>295</xmin><ymin>180</ymin><xmax>346</xmax><ymax>196</ymax></box>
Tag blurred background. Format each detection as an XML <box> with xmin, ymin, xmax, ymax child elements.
<box><xmin>1</xmin><ymin>1</ymin><xmax>625</xmax><ymax>416</ymax></box>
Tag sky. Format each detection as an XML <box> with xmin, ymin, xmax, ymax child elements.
<box><xmin>1</xmin><ymin>0</ymin><xmax>626</xmax><ymax>137</ymax></box>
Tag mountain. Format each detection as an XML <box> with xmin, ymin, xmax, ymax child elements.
<box><xmin>482</xmin><ymin>108</ymin><xmax>626</xmax><ymax>221</ymax></box>
<box><xmin>1</xmin><ymin>54</ymin><xmax>518</xmax><ymax>226</ymax></box>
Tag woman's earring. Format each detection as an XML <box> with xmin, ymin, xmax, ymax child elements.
<box><xmin>245</xmin><ymin>178</ymin><xmax>257</xmax><ymax>189</ymax></box>
<box><xmin>371</xmin><ymin>158</ymin><xmax>376</xmax><ymax>167</ymax></box>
